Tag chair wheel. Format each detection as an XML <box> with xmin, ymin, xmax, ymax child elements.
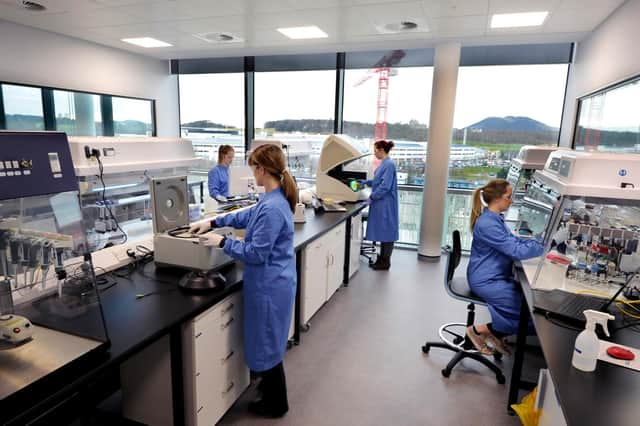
<box><xmin>301</xmin><ymin>323</ymin><xmax>310</xmax><ymax>332</ymax></box>
<box><xmin>422</xmin><ymin>344</ymin><xmax>430</xmax><ymax>353</ymax></box>
<box><xmin>496</xmin><ymin>373</ymin><xmax>506</xmax><ymax>384</ymax></box>
<box><xmin>453</xmin><ymin>336</ymin><xmax>463</xmax><ymax>345</ymax></box>
<box><xmin>493</xmin><ymin>352</ymin><xmax>503</xmax><ymax>361</ymax></box>
<box><xmin>441</xmin><ymin>369</ymin><xmax>451</xmax><ymax>378</ymax></box>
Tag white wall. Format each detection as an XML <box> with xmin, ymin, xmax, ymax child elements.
<box><xmin>559</xmin><ymin>0</ymin><xmax>640</xmax><ymax>147</ymax></box>
<box><xmin>0</xmin><ymin>20</ymin><xmax>179</xmax><ymax>137</ymax></box>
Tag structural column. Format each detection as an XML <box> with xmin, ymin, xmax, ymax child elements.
<box><xmin>418</xmin><ymin>42</ymin><xmax>461</xmax><ymax>259</ymax></box>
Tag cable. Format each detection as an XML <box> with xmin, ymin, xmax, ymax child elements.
<box><xmin>95</xmin><ymin>154</ymin><xmax>127</xmax><ymax>244</ymax></box>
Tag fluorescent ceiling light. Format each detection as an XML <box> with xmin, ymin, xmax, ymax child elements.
<box><xmin>121</xmin><ymin>37</ymin><xmax>172</xmax><ymax>48</ymax></box>
<box><xmin>491</xmin><ymin>12</ymin><xmax>548</xmax><ymax>28</ymax></box>
<box><xmin>277</xmin><ymin>26</ymin><xmax>328</xmax><ymax>39</ymax></box>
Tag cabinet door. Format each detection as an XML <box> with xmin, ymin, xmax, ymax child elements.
<box><xmin>301</xmin><ymin>240</ymin><xmax>328</xmax><ymax>324</ymax></box>
<box><xmin>326</xmin><ymin>224</ymin><xmax>346</xmax><ymax>299</ymax></box>
<box><xmin>350</xmin><ymin>214</ymin><xmax>362</xmax><ymax>278</ymax></box>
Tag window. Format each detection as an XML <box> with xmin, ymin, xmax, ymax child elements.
<box><xmin>254</xmin><ymin>70</ymin><xmax>336</xmax><ymax>181</ymax></box>
<box><xmin>450</xmin><ymin>64</ymin><xmax>568</xmax><ymax>187</ymax></box>
<box><xmin>53</xmin><ymin>90</ymin><xmax>102</xmax><ymax>136</ymax></box>
<box><xmin>343</xmin><ymin>67</ymin><xmax>433</xmax><ymax>186</ymax></box>
<box><xmin>112</xmin><ymin>96</ymin><xmax>154</xmax><ymax>136</ymax></box>
<box><xmin>1</xmin><ymin>84</ymin><xmax>44</xmax><ymax>130</ymax></box>
<box><xmin>178</xmin><ymin>73</ymin><xmax>245</xmax><ymax>167</ymax></box>
<box><xmin>574</xmin><ymin>75</ymin><xmax>640</xmax><ymax>153</ymax></box>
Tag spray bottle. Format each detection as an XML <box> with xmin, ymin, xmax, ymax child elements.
<box><xmin>572</xmin><ymin>309</ymin><xmax>615</xmax><ymax>372</ymax></box>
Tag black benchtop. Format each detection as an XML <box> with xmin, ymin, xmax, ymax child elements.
<box><xmin>515</xmin><ymin>265</ymin><xmax>640</xmax><ymax>426</ymax></box>
<box><xmin>3</xmin><ymin>202</ymin><xmax>365</xmax><ymax>425</ymax></box>
<box><xmin>293</xmin><ymin>203</ymin><xmax>366</xmax><ymax>249</ymax></box>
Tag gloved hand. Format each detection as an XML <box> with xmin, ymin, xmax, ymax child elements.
<box><xmin>188</xmin><ymin>221</ymin><xmax>212</xmax><ymax>235</ymax></box>
<box><xmin>215</xmin><ymin>195</ymin><xmax>228</xmax><ymax>203</ymax></box>
<box><xmin>199</xmin><ymin>233</ymin><xmax>225</xmax><ymax>247</ymax></box>
<box><xmin>552</xmin><ymin>226</ymin><xmax>569</xmax><ymax>244</ymax></box>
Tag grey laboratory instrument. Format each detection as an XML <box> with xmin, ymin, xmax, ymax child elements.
<box><xmin>151</xmin><ymin>176</ymin><xmax>234</xmax><ymax>290</ymax></box>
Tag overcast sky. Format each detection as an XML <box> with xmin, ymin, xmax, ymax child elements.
<box><xmin>179</xmin><ymin>64</ymin><xmax>572</xmax><ymax>130</ymax></box>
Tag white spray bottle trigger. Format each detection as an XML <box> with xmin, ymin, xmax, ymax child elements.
<box><xmin>583</xmin><ymin>309</ymin><xmax>615</xmax><ymax>337</ymax></box>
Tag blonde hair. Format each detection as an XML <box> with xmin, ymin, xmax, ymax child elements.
<box><xmin>218</xmin><ymin>145</ymin><xmax>234</xmax><ymax>164</ymax></box>
<box><xmin>470</xmin><ymin>179</ymin><xmax>510</xmax><ymax>231</ymax></box>
<box><xmin>248</xmin><ymin>145</ymin><xmax>298</xmax><ymax>212</ymax></box>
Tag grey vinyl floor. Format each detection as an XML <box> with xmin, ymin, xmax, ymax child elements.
<box><xmin>219</xmin><ymin>249</ymin><xmax>526</xmax><ymax>426</ymax></box>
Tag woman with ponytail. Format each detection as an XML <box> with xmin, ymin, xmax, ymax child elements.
<box><xmin>190</xmin><ymin>144</ymin><xmax>296</xmax><ymax>418</ymax></box>
<box><xmin>466</xmin><ymin>179</ymin><xmax>543</xmax><ymax>356</ymax></box>
<box><xmin>362</xmin><ymin>140</ymin><xmax>399</xmax><ymax>270</ymax></box>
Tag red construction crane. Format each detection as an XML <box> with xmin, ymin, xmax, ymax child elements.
<box><xmin>353</xmin><ymin>49</ymin><xmax>406</xmax><ymax>141</ymax></box>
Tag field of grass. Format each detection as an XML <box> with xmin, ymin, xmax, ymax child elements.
<box><xmin>452</xmin><ymin>140</ymin><xmax>524</xmax><ymax>152</ymax></box>
<box><xmin>449</xmin><ymin>166</ymin><xmax>503</xmax><ymax>181</ymax></box>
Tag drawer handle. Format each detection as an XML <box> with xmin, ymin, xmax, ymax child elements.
<box><xmin>222</xmin><ymin>381</ymin><xmax>235</xmax><ymax>395</ymax></box>
<box><xmin>195</xmin><ymin>332</ymin><xmax>203</xmax><ymax>339</ymax></box>
<box><xmin>221</xmin><ymin>303</ymin><xmax>235</xmax><ymax>314</ymax></box>
<box><xmin>221</xmin><ymin>350</ymin><xmax>235</xmax><ymax>363</ymax></box>
<box><xmin>196</xmin><ymin>372</ymin><xmax>200</xmax><ymax>377</ymax></box>
<box><xmin>221</xmin><ymin>317</ymin><xmax>235</xmax><ymax>330</ymax></box>
<box><xmin>197</xmin><ymin>406</ymin><xmax>204</xmax><ymax>414</ymax></box>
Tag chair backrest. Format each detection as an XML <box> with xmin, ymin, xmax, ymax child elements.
<box><xmin>445</xmin><ymin>230</ymin><xmax>462</xmax><ymax>284</ymax></box>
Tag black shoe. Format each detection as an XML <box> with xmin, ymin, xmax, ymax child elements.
<box><xmin>248</xmin><ymin>400</ymin><xmax>288</xmax><ymax>418</ymax></box>
<box><xmin>371</xmin><ymin>261</ymin><xmax>390</xmax><ymax>270</ymax></box>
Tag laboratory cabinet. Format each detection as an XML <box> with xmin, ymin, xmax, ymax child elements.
<box><xmin>349</xmin><ymin>214</ymin><xmax>362</xmax><ymax>278</ymax></box>
<box><xmin>183</xmin><ymin>291</ymin><xmax>249</xmax><ymax>426</ymax></box>
<box><xmin>301</xmin><ymin>223</ymin><xmax>346</xmax><ymax>325</ymax></box>
<box><xmin>535</xmin><ymin>369</ymin><xmax>567</xmax><ymax>426</ymax></box>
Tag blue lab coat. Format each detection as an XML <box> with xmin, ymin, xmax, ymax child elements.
<box><xmin>467</xmin><ymin>210</ymin><xmax>544</xmax><ymax>335</ymax></box>
<box><xmin>208</xmin><ymin>164</ymin><xmax>230</xmax><ymax>199</ymax></box>
<box><xmin>214</xmin><ymin>188</ymin><xmax>296</xmax><ymax>372</ymax></box>
<box><xmin>364</xmin><ymin>157</ymin><xmax>399</xmax><ymax>242</ymax></box>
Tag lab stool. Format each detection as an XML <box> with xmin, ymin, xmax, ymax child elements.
<box><xmin>360</xmin><ymin>208</ymin><xmax>377</xmax><ymax>265</ymax></box>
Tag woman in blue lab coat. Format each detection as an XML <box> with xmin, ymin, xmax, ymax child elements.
<box><xmin>208</xmin><ymin>144</ymin><xmax>234</xmax><ymax>202</ymax></box>
<box><xmin>190</xmin><ymin>144</ymin><xmax>296</xmax><ymax>418</ymax></box>
<box><xmin>362</xmin><ymin>140</ymin><xmax>399</xmax><ymax>270</ymax></box>
<box><xmin>466</xmin><ymin>179</ymin><xmax>543</xmax><ymax>355</ymax></box>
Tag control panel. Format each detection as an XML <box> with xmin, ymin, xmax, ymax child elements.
<box><xmin>0</xmin><ymin>132</ymin><xmax>78</xmax><ymax>200</ymax></box>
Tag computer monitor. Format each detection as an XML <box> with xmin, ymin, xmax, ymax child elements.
<box><xmin>229</xmin><ymin>165</ymin><xmax>256</xmax><ymax>196</ymax></box>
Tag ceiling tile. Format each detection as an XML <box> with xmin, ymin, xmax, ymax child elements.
<box><xmin>172</xmin><ymin>16</ymin><xmax>245</xmax><ymax>35</ymax></box>
<box><xmin>431</xmin><ymin>15</ymin><xmax>486</xmax><ymax>37</ymax></box>
<box><xmin>421</xmin><ymin>0</ymin><xmax>488</xmax><ymax>18</ymax></box>
<box><xmin>544</xmin><ymin>6</ymin><xmax>614</xmax><ymax>33</ymax></box>
<box><xmin>118</xmin><ymin>0</ymin><xmax>244</xmax><ymax>22</ymax></box>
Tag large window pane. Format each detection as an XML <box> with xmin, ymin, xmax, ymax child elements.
<box><xmin>446</xmin><ymin>64</ymin><xmax>568</xmax><ymax>247</ymax></box>
<box><xmin>2</xmin><ymin>84</ymin><xmax>44</xmax><ymax>130</ymax></box>
<box><xmin>112</xmin><ymin>96</ymin><xmax>153</xmax><ymax>136</ymax></box>
<box><xmin>344</xmin><ymin>67</ymin><xmax>433</xmax><ymax>186</ymax></box>
<box><xmin>450</xmin><ymin>64</ymin><xmax>568</xmax><ymax>187</ymax></box>
<box><xmin>53</xmin><ymin>90</ymin><xmax>102</xmax><ymax>136</ymax></box>
<box><xmin>254</xmin><ymin>70</ymin><xmax>336</xmax><ymax>181</ymax></box>
<box><xmin>178</xmin><ymin>73</ymin><xmax>245</xmax><ymax>167</ymax></box>
<box><xmin>575</xmin><ymin>76</ymin><xmax>640</xmax><ymax>152</ymax></box>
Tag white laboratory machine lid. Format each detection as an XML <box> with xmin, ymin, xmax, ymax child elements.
<box><xmin>150</xmin><ymin>176</ymin><xmax>189</xmax><ymax>233</ymax></box>
<box><xmin>511</xmin><ymin>145</ymin><xmax>560</xmax><ymax>170</ymax></box>
<box><xmin>68</xmin><ymin>137</ymin><xmax>198</xmax><ymax>176</ymax></box>
<box><xmin>318</xmin><ymin>134</ymin><xmax>370</xmax><ymax>174</ymax></box>
<box><xmin>533</xmin><ymin>150</ymin><xmax>640</xmax><ymax>199</ymax></box>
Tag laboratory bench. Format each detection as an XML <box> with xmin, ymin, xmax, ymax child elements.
<box><xmin>1</xmin><ymin>202</ymin><xmax>365</xmax><ymax>426</ymax></box>
<box><xmin>509</xmin><ymin>260</ymin><xmax>640</xmax><ymax>426</ymax></box>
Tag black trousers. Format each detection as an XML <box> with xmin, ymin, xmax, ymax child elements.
<box><xmin>378</xmin><ymin>242</ymin><xmax>395</xmax><ymax>264</ymax></box>
<box><xmin>257</xmin><ymin>361</ymin><xmax>289</xmax><ymax>413</ymax></box>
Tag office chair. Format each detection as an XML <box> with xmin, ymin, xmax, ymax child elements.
<box><xmin>421</xmin><ymin>230</ymin><xmax>505</xmax><ymax>384</ymax></box>
<box><xmin>360</xmin><ymin>208</ymin><xmax>377</xmax><ymax>265</ymax></box>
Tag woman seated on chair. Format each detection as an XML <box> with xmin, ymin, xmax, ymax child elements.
<box><xmin>466</xmin><ymin>179</ymin><xmax>543</xmax><ymax>356</ymax></box>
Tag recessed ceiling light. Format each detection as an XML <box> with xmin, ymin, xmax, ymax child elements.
<box><xmin>21</xmin><ymin>0</ymin><xmax>45</xmax><ymax>11</ymax></box>
<box><xmin>121</xmin><ymin>37</ymin><xmax>173</xmax><ymax>48</ymax></box>
<box><xmin>193</xmin><ymin>32</ymin><xmax>243</xmax><ymax>44</ymax></box>
<box><xmin>277</xmin><ymin>26</ymin><xmax>328</xmax><ymax>40</ymax></box>
<box><xmin>491</xmin><ymin>11</ymin><xmax>548</xmax><ymax>28</ymax></box>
